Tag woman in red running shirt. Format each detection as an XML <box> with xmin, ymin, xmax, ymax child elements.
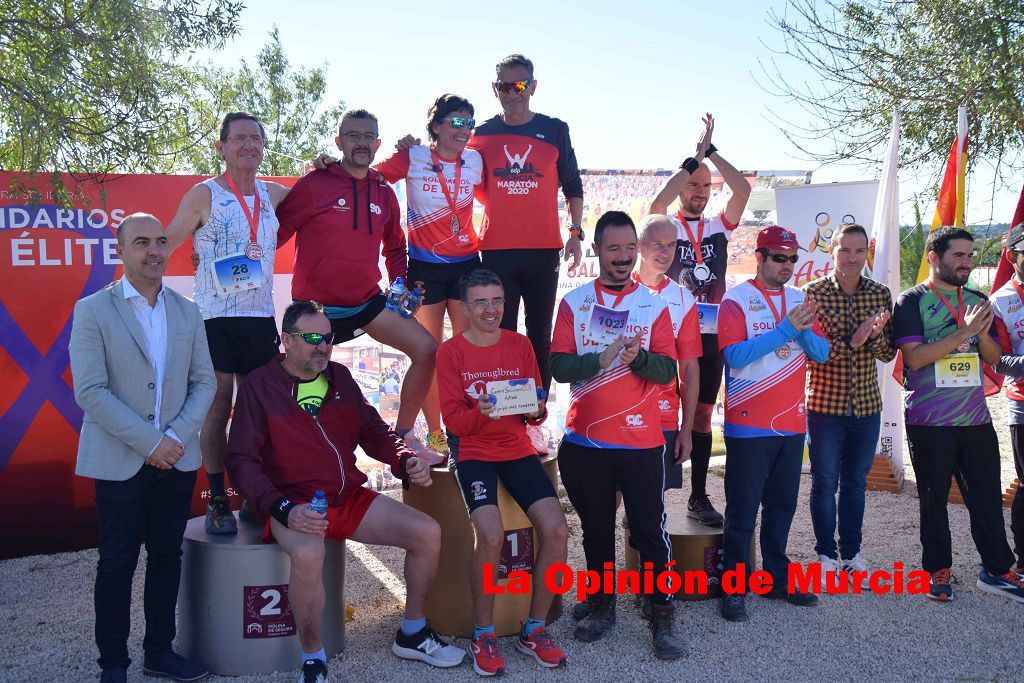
<box><xmin>376</xmin><ymin>95</ymin><xmax>486</xmax><ymax>456</ymax></box>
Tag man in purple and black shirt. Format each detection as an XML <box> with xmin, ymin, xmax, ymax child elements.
<box><xmin>892</xmin><ymin>226</ymin><xmax>1024</xmax><ymax>604</ymax></box>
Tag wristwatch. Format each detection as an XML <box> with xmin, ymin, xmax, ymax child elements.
<box><xmin>568</xmin><ymin>223</ymin><xmax>585</xmax><ymax>241</ymax></box>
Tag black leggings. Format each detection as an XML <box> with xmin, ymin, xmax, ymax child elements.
<box><xmin>481</xmin><ymin>248</ymin><xmax>560</xmax><ymax>392</ymax></box>
<box><xmin>558</xmin><ymin>440</ymin><xmax>673</xmax><ymax>604</ymax></box>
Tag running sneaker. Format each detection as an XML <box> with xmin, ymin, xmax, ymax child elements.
<box><xmin>841</xmin><ymin>553</ymin><xmax>868</xmax><ymax>573</ymax></box>
<box><xmin>468</xmin><ymin>632</ymin><xmax>506</xmax><ymax>676</ymax></box>
<box><xmin>425</xmin><ymin>430</ymin><xmax>450</xmax><ymax>457</ymax></box>
<box><xmin>204</xmin><ymin>494</ymin><xmax>237</xmax><ymax>535</ymax></box>
<box><xmin>299</xmin><ymin>658</ymin><xmax>329</xmax><ymax>683</ymax></box>
<box><xmin>392</xmin><ymin>624</ymin><xmax>465</xmax><ymax>667</ymax></box>
<box><xmin>817</xmin><ymin>554</ymin><xmax>842</xmax><ymax>592</ymax></box>
<box><xmin>927</xmin><ymin>568</ymin><xmax>953</xmax><ymax>601</ymax></box>
<box><xmin>976</xmin><ymin>568</ymin><xmax>1024</xmax><ymax>604</ymax></box>
<box><xmin>403</xmin><ymin>435</ymin><xmax>447</xmax><ymax>467</ymax></box>
<box><xmin>516</xmin><ymin>626</ymin><xmax>566</xmax><ymax>668</ymax></box>
<box><xmin>686</xmin><ymin>494</ymin><xmax>724</xmax><ymax>526</ymax></box>
<box><xmin>526</xmin><ymin>425</ymin><xmax>550</xmax><ymax>455</ymax></box>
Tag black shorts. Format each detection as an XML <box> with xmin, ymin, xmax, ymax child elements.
<box><xmin>323</xmin><ymin>294</ymin><xmax>387</xmax><ymax>344</ymax></box>
<box><xmin>662</xmin><ymin>430</ymin><xmax>683</xmax><ymax>491</ymax></box>
<box><xmin>204</xmin><ymin>317</ymin><xmax>280</xmax><ymax>375</ymax></box>
<box><xmin>452</xmin><ymin>455</ymin><xmax>556</xmax><ymax>515</ymax></box>
<box><xmin>698</xmin><ymin>333</ymin><xmax>725</xmax><ymax>405</ymax></box>
<box><xmin>407</xmin><ymin>256</ymin><xmax>482</xmax><ymax>306</ymax></box>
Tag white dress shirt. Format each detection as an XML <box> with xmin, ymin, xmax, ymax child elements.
<box><xmin>120</xmin><ymin>278</ymin><xmax>180</xmax><ymax>448</ymax></box>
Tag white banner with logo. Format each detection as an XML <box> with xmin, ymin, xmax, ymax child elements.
<box><xmin>774</xmin><ymin>180</ymin><xmax>879</xmax><ymax>288</ymax></box>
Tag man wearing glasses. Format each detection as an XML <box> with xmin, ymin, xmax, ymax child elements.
<box><xmin>436</xmin><ymin>269</ymin><xmax>568</xmax><ymax>676</ymax></box>
<box><xmin>649</xmin><ymin>114</ymin><xmax>752</xmax><ymax>528</ymax></box>
<box><xmin>716</xmin><ymin>226</ymin><xmax>829</xmax><ymax>622</ymax></box>
<box><xmin>468</xmin><ymin>54</ymin><xmax>585</xmax><ymax>406</ymax></box>
<box><xmin>226</xmin><ymin>300</ymin><xmax>465</xmax><ymax>683</ymax></box>
<box><xmin>276</xmin><ymin>109</ymin><xmax>442</xmax><ymax>460</ymax></box>
<box><xmin>166</xmin><ymin>112</ymin><xmax>291</xmax><ymax>535</ymax></box>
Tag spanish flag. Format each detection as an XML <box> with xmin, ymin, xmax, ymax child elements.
<box><xmin>915</xmin><ymin>106</ymin><xmax>968</xmax><ymax>284</ymax></box>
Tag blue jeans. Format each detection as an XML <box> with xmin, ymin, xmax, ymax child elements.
<box><xmin>723</xmin><ymin>434</ymin><xmax>804</xmax><ymax>586</ymax></box>
<box><xmin>807</xmin><ymin>411</ymin><xmax>880</xmax><ymax>560</ymax></box>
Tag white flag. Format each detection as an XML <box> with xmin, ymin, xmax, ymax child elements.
<box><xmin>867</xmin><ymin>111</ymin><xmax>904</xmax><ymax>473</ymax></box>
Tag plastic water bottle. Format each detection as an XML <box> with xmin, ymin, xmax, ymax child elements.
<box><xmin>401</xmin><ymin>283</ymin><xmax>423</xmax><ymax>318</ymax></box>
<box><xmin>385</xmin><ymin>277</ymin><xmax>406</xmax><ymax>312</ymax></box>
<box><xmin>308</xmin><ymin>490</ymin><xmax>328</xmax><ymax>518</ymax></box>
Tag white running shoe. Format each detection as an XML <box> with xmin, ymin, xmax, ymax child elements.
<box><xmin>817</xmin><ymin>554</ymin><xmax>842</xmax><ymax>592</ymax></box>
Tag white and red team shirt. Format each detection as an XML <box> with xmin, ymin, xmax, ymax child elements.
<box><xmin>376</xmin><ymin>144</ymin><xmax>483</xmax><ymax>264</ymax></box>
<box><xmin>634</xmin><ymin>274</ymin><xmax>702</xmax><ymax>430</ymax></box>
<box><xmin>991</xmin><ymin>277</ymin><xmax>1024</xmax><ymax>403</ymax></box>
<box><xmin>551</xmin><ymin>280</ymin><xmax>677</xmax><ymax>449</ymax></box>
<box><xmin>718</xmin><ymin>280</ymin><xmax>810</xmax><ymax>437</ymax></box>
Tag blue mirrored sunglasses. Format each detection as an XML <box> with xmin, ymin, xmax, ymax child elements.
<box><xmin>443</xmin><ymin>116</ymin><xmax>476</xmax><ymax>130</ymax></box>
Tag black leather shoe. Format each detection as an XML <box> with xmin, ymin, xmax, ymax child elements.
<box><xmin>649</xmin><ymin>603</ymin><xmax>686</xmax><ymax>660</ymax></box>
<box><xmin>763</xmin><ymin>587</ymin><xmax>820</xmax><ymax>606</ymax></box>
<box><xmin>142</xmin><ymin>650</ymin><xmax>210</xmax><ymax>681</ymax></box>
<box><xmin>720</xmin><ymin>594</ymin><xmax>749</xmax><ymax>622</ymax></box>
<box><xmin>100</xmin><ymin>668</ymin><xmax>128</xmax><ymax>683</ymax></box>
<box><xmin>573</xmin><ymin>594</ymin><xmax>616</xmax><ymax>641</ymax></box>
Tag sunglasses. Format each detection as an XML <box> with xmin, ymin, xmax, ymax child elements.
<box><xmin>286</xmin><ymin>331</ymin><xmax>335</xmax><ymax>346</ymax></box>
<box><xmin>443</xmin><ymin>116</ymin><xmax>476</xmax><ymax>130</ymax></box>
<box><xmin>493</xmin><ymin>79</ymin><xmax>533</xmax><ymax>94</ymax></box>
<box><xmin>766</xmin><ymin>253</ymin><xmax>800</xmax><ymax>264</ymax></box>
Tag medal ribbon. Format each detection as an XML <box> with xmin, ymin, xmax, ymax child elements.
<box><xmin>750</xmin><ymin>278</ymin><xmax>787</xmax><ymax>325</ymax></box>
<box><xmin>223</xmin><ymin>173</ymin><xmax>261</xmax><ymax>245</ymax></box>
<box><xmin>677</xmin><ymin>213</ymin><xmax>706</xmax><ymax>265</ymax></box>
<box><xmin>927</xmin><ymin>281</ymin><xmax>965</xmax><ymax>329</ymax></box>
<box><xmin>594</xmin><ymin>280</ymin><xmax>634</xmax><ymax>309</ymax></box>
<box><xmin>430</xmin><ymin>149</ymin><xmax>462</xmax><ymax>225</ymax></box>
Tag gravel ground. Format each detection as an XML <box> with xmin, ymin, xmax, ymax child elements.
<box><xmin>2</xmin><ymin>397</ymin><xmax>1022</xmax><ymax>683</ymax></box>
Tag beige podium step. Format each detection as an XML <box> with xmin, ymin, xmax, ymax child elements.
<box><xmin>623</xmin><ymin>491</ymin><xmax>752</xmax><ymax>601</ymax></box>
<box><xmin>403</xmin><ymin>453</ymin><xmax>562</xmax><ymax>637</ymax></box>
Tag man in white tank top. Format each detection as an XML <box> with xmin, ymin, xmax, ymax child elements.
<box><xmin>166</xmin><ymin>112</ymin><xmax>291</xmax><ymax>534</ymax></box>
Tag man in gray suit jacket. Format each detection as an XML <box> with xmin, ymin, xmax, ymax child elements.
<box><xmin>70</xmin><ymin>213</ymin><xmax>216</xmax><ymax>683</ymax></box>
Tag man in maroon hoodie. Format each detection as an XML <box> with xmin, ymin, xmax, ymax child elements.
<box><xmin>276</xmin><ymin>109</ymin><xmax>441</xmax><ymax>459</ymax></box>
<box><xmin>226</xmin><ymin>301</ymin><xmax>465</xmax><ymax>681</ymax></box>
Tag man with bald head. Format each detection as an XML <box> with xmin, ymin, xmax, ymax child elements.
<box><xmin>71</xmin><ymin>213</ymin><xmax>216</xmax><ymax>682</ymax></box>
<box><xmin>649</xmin><ymin>114</ymin><xmax>752</xmax><ymax>526</ymax></box>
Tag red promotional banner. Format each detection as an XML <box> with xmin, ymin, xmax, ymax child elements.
<box><xmin>0</xmin><ymin>172</ymin><xmax>296</xmax><ymax>559</ymax></box>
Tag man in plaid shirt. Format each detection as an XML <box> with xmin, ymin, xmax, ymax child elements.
<box><xmin>802</xmin><ymin>223</ymin><xmax>895</xmax><ymax>584</ymax></box>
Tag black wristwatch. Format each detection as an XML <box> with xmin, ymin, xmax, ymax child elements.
<box><xmin>568</xmin><ymin>224</ymin><xmax>585</xmax><ymax>241</ymax></box>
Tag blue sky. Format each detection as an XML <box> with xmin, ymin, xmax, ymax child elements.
<box><xmin>196</xmin><ymin>0</ymin><xmax>1020</xmax><ymax>225</ymax></box>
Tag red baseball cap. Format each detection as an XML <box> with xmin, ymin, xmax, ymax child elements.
<box><xmin>756</xmin><ymin>225</ymin><xmax>801</xmax><ymax>251</ymax></box>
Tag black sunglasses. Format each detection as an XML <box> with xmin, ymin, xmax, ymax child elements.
<box><xmin>766</xmin><ymin>253</ymin><xmax>799</xmax><ymax>264</ymax></box>
<box><xmin>286</xmin><ymin>331</ymin><xmax>335</xmax><ymax>346</ymax></box>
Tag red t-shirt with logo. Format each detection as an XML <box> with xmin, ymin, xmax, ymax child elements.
<box><xmin>437</xmin><ymin>330</ymin><xmax>543</xmax><ymax>462</ymax></box>
<box><xmin>467</xmin><ymin>113</ymin><xmax>583</xmax><ymax>251</ymax></box>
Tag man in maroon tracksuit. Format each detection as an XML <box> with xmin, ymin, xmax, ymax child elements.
<box><xmin>226</xmin><ymin>301</ymin><xmax>465</xmax><ymax>682</ymax></box>
<box><xmin>276</xmin><ymin>108</ymin><xmax>440</xmax><ymax>458</ymax></box>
